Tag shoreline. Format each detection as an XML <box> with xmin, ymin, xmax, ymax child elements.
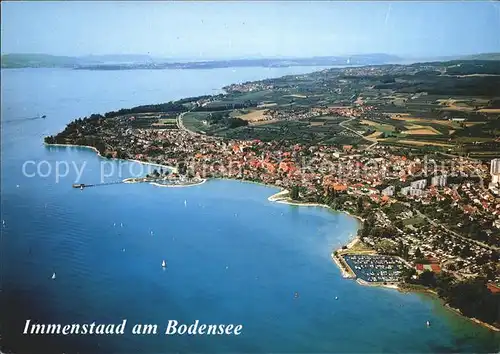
<box><xmin>266</xmin><ymin>189</ymin><xmax>365</xmax><ymax>224</ymax></box>
<box><xmin>149</xmin><ymin>179</ymin><xmax>207</xmax><ymax>188</ymax></box>
<box><xmin>122</xmin><ymin>177</ymin><xmax>207</xmax><ymax>188</ymax></box>
<box><xmin>356</xmin><ymin>278</ymin><xmax>400</xmax><ymax>290</ymax></box>
<box><xmin>46</xmin><ymin>142</ymin><xmax>499</xmax><ymax>333</ymax></box>
<box><xmin>444</xmin><ymin>304</ymin><xmax>500</xmax><ymax>332</ymax></box>
<box><xmin>399</xmin><ymin>284</ymin><xmax>500</xmax><ymax>332</ymax></box>
<box><xmin>331</xmin><ymin>251</ymin><xmax>357</xmax><ymax>279</ymax></box>
<box><xmin>45</xmin><ymin>143</ymin><xmax>179</xmax><ymax>173</ymax></box>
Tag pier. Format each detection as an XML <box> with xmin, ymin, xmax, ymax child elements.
<box><xmin>73</xmin><ymin>176</ymin><xmax>206</xmax><ymax>189</ymax></box>
<box><xmin>72</xmin><ymin>181</ymin><xmax>126</xmax><ymax>189</ymax></box>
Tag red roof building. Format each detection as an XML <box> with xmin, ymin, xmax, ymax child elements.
<box><xmin>487</xmin><ymin>283</ymin><xmax>500</xmax><ymax>294</ymax></box>
<box><xmin>415</xmin><ymin>263</ymin><xmax>441</xmax><ymax>274</ymax></box>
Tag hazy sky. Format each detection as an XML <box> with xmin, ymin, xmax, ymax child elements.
<box><xmin>1</xmin><ymin>1</ymin><xmax>499</xmax><ymax>59</ymax></box>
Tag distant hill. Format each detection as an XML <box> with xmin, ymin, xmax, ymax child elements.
<box><xmin>72</xmin><ymin>54</ymin><xmax>403</xmax><ymax>70</ymax></box>
<box><xmin>1</xmin><ymin>53</ymin><xmax>403</xmax><ymax>69</ymax></box>
<box><xmin>0</xmin><ymin>53</ymin><xmax>98</xmax><ymax>68</ymax></box>
<box><xmin>4</xmin><ymin>52</ymin><xmax>499</xmax><ymax>70</ymax></box>
<box><xmin>78</xmin><ymin>54</ymin><xmax>164</xmax><ymax>64</ymax></box>
<box><xmin>459</xmin><ymin>53</ymin><xmax>500</xmax><ymax>61</ymax></box>
<box><xmin>0</xmin><ymin>53</ymin><xmax>164</xmax><ymax>68</ymax></box>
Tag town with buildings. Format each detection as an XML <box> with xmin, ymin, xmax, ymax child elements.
<box><xmin>44</xmin><ymin>59</ymin><xmax>500</xmax><ymax>330</ymax></box>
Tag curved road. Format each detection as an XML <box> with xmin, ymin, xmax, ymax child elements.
<box><xmin>176</xmin><ymin>112</ymin><xmax>197</xmax><ymax>135</ymax></box>
<box><xmin>339</xmin><ymin>117</ymin><xmax>378</xmax><ymax>150</ymax></box>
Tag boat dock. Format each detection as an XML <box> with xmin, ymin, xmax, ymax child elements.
<box><xmin>72</xmin><ymin>181</ymin><xmax>126</xmax><ymax>189</ymax></box>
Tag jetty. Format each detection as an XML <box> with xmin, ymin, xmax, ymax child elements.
<box><xmin>73</xmin><ymin>176</ymin><xmax>206</xmax><ymax>189</ymax></box>
<box><xmin>72</xmin><ymin>181</ymin><xmax>126</xmax><ymax>189</ymax></box>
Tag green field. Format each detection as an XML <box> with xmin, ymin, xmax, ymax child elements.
<box><xmin>100</xmin><ymin>59</ymin><xmax>500</xmax><ymax>152</ymax></box>
<box><xmin>182</xmin><ymin>112</ymin><xmax>212</xmax><ymax>133</ymax></box>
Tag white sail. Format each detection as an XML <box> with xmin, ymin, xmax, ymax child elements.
<box><xmin>162</xmin><ymin>260</ymin><xmax>166</xmax><ymax>268</ymax></box>
<box><xmin>51</xmin><ymin>272</ymin><xmax>56</xmax><ymax>279</ymax></box>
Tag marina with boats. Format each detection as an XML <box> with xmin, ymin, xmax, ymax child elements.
<box><xmin>343</xmin><ymin>254</ymin><xmax>407</xmax><ymax>283</ymax></box>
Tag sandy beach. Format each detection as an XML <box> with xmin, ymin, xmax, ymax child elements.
<box><xmin>345</xmin><ymin>236</ymin><xmax>361</xmax><ymax>249</ymax></box>
<box><xmin>356</xmin><ymin>278</ymin><xmax>400</xmax><ymax>290</ymax></box>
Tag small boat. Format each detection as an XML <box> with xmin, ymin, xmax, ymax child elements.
<box><xmin>294</xmin><ymin>292</ymin><xmax>299</xmax><ymax>299</ymax></box>
<box><xmin>41</xmin><ymin>115</ymin><xmax>46</xmax><ymax>119</ymax></box>
<box><xmin>184</xmin><ymin>200</ymin><xmax>187</xmax><ymax>207</ymax></box>
<box><xmin>162</xmin><ymin>260</ymin><xmax>166</xmax><ymax>268</ymax></box>
<box><xmin>426</xmin><ymin>321</ymin><xmax>430</xmax><ymax>327</ymax></box>
<box><xmin>335</xmin><ymin>296</ymin><xmax>339</xmax><ymax>300</ymax></box>
<box><xmin>51</xmin><ymin>272</ymin><xmax>56</xmax><ymax>280</ymax></box>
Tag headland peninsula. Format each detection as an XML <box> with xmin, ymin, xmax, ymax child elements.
<box><xmin>45</xmin><ymin>58</ymin><xmax>500</xmax><ymax>331</ymax></box>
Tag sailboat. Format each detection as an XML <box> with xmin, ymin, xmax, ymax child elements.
<box><xmin>162</xmin><ymin>260</ymin><xmax>167</xmax><ymax>268</ymax></box>
<box><xmin>426</xmin><ymin>321</ymin><xmax>431</xmax><ymax>327</ymax></box>
<box><xmin>184</xmin><ymin>200</ymin><xmax>187</xmax><ymax>207</ymax></box>
<box><xmin>51</xmin><ymin>272</ymin><xmax>56</xmax><ymax>280</ymax></box>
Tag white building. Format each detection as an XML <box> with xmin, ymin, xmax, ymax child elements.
<box><xmin>491</xmin><ymin>158</ymin><xmax>500</xmax><ymax>185</ymax></box>
<box><xmin>411</xmin><ymin>179</ymin><xmax>427</xmax><ymax>190</ymax></box>
<box><xmin>401</xmin><ymin>185</ymin><xmax>424</xmax><ymax>197</ymax></box>
<box><xmin>494</xmin><ymin>219</ymin><xmax>500</xmax><ymax>229</ymax></box>
<box><xmin>491</xmin><ymin>158</ymin><xmax>500</xmax><ymax>175</ymax></box>
<box><xmin>431</xmin><ymin>175</ymin><xmax>447</xmax><ymax>187</ymax></box>
<box><xmin>382</xmin><ymin>186</ymin><xmax>395</xmax><ymax>197</ymax></box>
<box><xmin>409</xmin><ymin>188</ymin><xmax>423</xmax><ymax>196</ymax></box>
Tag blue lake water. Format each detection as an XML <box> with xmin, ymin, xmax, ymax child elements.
<box><xmin>1</xmin><ymin>67</ymin><xmax>499</xmax><ymax>353</ymax></box>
